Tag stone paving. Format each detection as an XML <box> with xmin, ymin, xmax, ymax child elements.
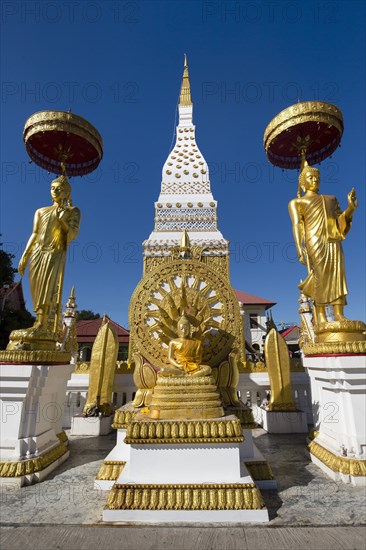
<box><xmin>0</xmin><ymin>429</ymin><xmax>365</xmax><ymax>549</ymax></box>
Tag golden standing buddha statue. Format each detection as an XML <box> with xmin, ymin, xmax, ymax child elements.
<box><xmin>18</xmin><ymin>175</ymin><xmax>81</xmax><ymax>334</ymax></box>
<box><xmin>288</xmin><ymin>163</ymin><xmax>357</xmax><ymax>325</ymax></box>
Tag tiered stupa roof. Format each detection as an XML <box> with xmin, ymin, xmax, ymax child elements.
<box><xmin>143</xmin><ymin>55</ymin><xmax>228</xmax><ymax>257</ymax></box>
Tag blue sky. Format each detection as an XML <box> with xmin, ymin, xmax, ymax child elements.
<box><xmin>1</xmin><ymin>0</ymin><xmax>365</xmax><ymax>327</ymax></box>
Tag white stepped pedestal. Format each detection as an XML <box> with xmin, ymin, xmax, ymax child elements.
<box><xmin>71</xmin><ymin>415</ymin><xmax>112</xmax><ymax>436</ymax></box>
<box><xmin>95</xmin><ymin>419</ymin><xmax>276</xmax><ymax>492</ymax></box>
<box><xmin>253</xmin><ymin>405</ymin><xmax>308</xmax><ymax>433</ymax></box>
<box><xmin>0</xmin><ymin>362</ymin><xmax>72</xmax><ymax>487</ymax></box>
<box><xmin>304</xmin><ymin>354</ymin><xmax>366</xmax><ymax>486</ymax></box>
<box><xmin>100</xmin><ymin>414</ymin><xmax>269</xmax><ymax>523</ymax></box>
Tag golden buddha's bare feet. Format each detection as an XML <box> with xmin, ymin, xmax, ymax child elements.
<box><xmin>191</xmin><ymin>365</ymin><xmax>212</xmax><ymax>377</ymax></box>
<box><xmin>159</xmin><ymin>366</ymin><xmax>185</xmax><ymax>377</ymax></box>
<box><xmin>334</xmin><ymin>314</ymin><xmax>348</xmax><ymax>322</ymax></box>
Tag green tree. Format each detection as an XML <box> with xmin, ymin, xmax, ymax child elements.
<box><xmin>0</xmin><ymin>238</ymin><xmax>16</xmax><ymax>286</ymax></box>
<box><xmin>0</xmin><ymin>308</ymin><xmax>34</xmax><ymax>349</ymax></box>
<box><xmin>77</xmin><ymin>310</ymin><xmax>101</xmax><ymax>320</ymax></box>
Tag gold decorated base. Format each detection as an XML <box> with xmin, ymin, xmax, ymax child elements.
<box><xmin>148</xmin><ymin>374</ymin><xmax>224</xmax><ymax>420</ymax></box>
<box><xmin>303</xmin><ymin>340</ymin><xmax>366</xmax><ymax>355</ymax></box>
<box><xmin>124</xmin><ymin>415</ymin><xmax>243</xmax><ymax>445</ymax></box>
<box><xmin>315</xmin><ymin>320</ymin><xmax>366</xmax><ymax>344</ymax></box>
<box><xmin>225</xmin><ymin>405</ymin><xmax>257</xmax><ymax>429</ymax></box>
<box><xmin>0</xmin><ymin>442</ymin><xmax>68</xmax><ymax>478</ymax></box>
<box><xmin>309</xmin><ymin>440</ymin><xmax>366</xmax><ymax>477</ymax></box>
<box><xmin>105</xmin><ymin>483</ymin><xmax>265</xmax><ymax>511</ymax></box>
<box><xmin>96</xmin><ymin>461</ymin><xmax>126</xmax><ymax>481</ymax></box>
<box><xmin>7</xmin><ymin>326</ymin><xmax>59</xmax><ymax>351</ymax></box>
<box><xmin>301</xmin><ymin>320</ymin><xmax>366</xmax><ymax>355</ymax></box>
<box><xmin>112</xmin><ymin>404</ymin><xmax>140</xmax><ymax>429</ymax></box>
<box><xmin>0</xmin><ymin>326</ymin><xmax>71</xmax><ymax>363</ymax></box>
<box><xmin>0</xmin><ymin>349</ymin><xmax>71</xmax><ymax>363</ymax></box>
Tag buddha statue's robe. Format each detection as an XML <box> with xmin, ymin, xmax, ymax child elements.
<box><xmin>30</xmin><ymin>204</ymin><xmax>80</xmax><ymax>316</ymax></box>
<box><xmin>297</xmin><ymin>194</ymin><xmax>351</xmax><ymax>306</ymax></box>
<box><xmin>172</xmin><ymin>337</ymin><xmax>204</xmax><ymax>374</ymax></box>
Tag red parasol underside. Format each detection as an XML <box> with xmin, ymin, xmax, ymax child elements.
<box><xmin>265</xmin><ymin>120</ymin><xmax>342</xmax><ymax>169</ymax></box>
<box><xmin>264</xmin><ymin>101</ymin><xmax>344</xmax><ymax>170</ymax></box>
<box><xmin>23</xmin><ymin>111</ymin><xmax>103</xmax><ymax>177</ymax></box>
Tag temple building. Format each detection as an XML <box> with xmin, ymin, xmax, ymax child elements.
<box><xmin>76</xmin><ymin>318</ymin><xmax>129</xmax><ymax>362</ymax></box>
<box><xmin>235</xmin><ymin>289</ymin><xmax>276</xmax><ymax>352</ymax></box>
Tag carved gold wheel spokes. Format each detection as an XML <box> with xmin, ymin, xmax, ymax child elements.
<box><xmin>130</xmin><ymin>260</ymin><xmax>241</xmax><ymax>369</ymax></box>
<box><xmin>145</xmin><ymin>273</ymin><xmax>224</xmax><ymax>350</ymax></box>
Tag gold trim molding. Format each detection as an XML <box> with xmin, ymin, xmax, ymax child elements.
<box><xmin>245</xmin><ymin>461</ymin><xmax>274</xmax><ymax>481</ymax></box>
<box><xmin>0</xmin><ymin>443</ymin><xmax>68</xmax><ymax>477</ymax></box>
<box><xmin>96</xmin><ymin>461</ymin><xmax>126</xmax><ymax>481</ymax></box>
<box><xmin>308</xmin><ymin>428</ymin><xmax>319</xmax><ymax>441</ymax></box>
<box><xmin>105</xmin><ymin>483</ymin><xmax>265</xmax><ymax>511</ymax></box>
<box><xmin>124</xmin><ymin>418</ymin><xmax>244</xmax><ymax>444</ymax></box>
<box><xmin>56</xmin><ymin>431</ymin><xmax>68</xmax><ymax>444</ymax></box>
<box><xmin>0</xmin><ymin>349</ymin><xmax>71</xmax><ymax>364</ymax></box>
<box><xmin>309</xmin><ymin>441</ymin><xmax>366</xmax><ymax>477</ymax></box>
<box><xmin>303</xmin><ymin>341</ymin><xmax>366</xmax><ymax>355</ymax></box>
<box><xmin>74</xmin><ymin>360</ymin><xmax>130</xmax><ymax>374</ymax></box>
<box><xmin>112</xmin><ymin>408</ymin><xmax>139</xmax><ymax>429</ymax></box>
<box><xmin>225</xmin><ymin>407</ymin><xmax>256</xmax><ymax>429</ymax></box>
<box><xmin>242</xmin><ymin>359</ymin><xmax>304</xmax><ymax>373</ymax></box>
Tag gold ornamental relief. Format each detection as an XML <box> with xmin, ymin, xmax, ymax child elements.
<box><xmin>129</xmin><ymin>259</ymin><xmax>243</xmax><ymax>370</ymax></box>
<box><xmin>144</xmin><ymin>256</ymin><xmax>172</xmax><ymax>275</ymax></box>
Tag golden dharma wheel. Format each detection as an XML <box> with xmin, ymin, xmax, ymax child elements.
<box><xmin>264</xmin><ymin>101</ymin><xmax>343</xmax><ymax>169</ymax></box>
<box><xmin>23</xmin><ymin>110</ymin><xmax>103</xmax><ymax>176</ymax></box>
<box><xmin>129</xmin><ymin>259</ymin><xmax>243</xmax><ymax>370</ymax></box>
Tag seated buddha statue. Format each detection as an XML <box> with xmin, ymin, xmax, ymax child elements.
<box><xmin>159</xmin><ymin>314</ymin><xmax>212</xmax><ymax>378</ymax></box>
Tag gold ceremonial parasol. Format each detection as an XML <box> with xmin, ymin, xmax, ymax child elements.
<box><xmin>23</xmin><ymin>110</ymin><xmax>103</xmax><ymax>176</ymax></box>
<box><xmin>264</xmin><ymin>101</ymin><xmax>343</xmax><ymax>170</ymax></box>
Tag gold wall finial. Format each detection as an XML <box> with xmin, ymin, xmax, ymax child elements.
<box><xmin>83</xmin><ymin>319</ymin><xmax>119</xmax><ymax>417</ymax></box>
<box><xmin>65</xmin><ymin>286</ymin><xmax>77</xmax><ymax>310</ymax></box>
<box><xmin>179</xmin><ymin>54</ymin><xmax>192</xmax><ymax>106</ymax></box>
<box><xmin>180</xmin><ymin>230</ymin><xmax>190</xmax><ymax>250</ymax></box>
<box><xmin>264</xmin><ymin>328</ymin><xmax>297</xmax><ymax>412</ymax></box>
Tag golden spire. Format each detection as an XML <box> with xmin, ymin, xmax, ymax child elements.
<box><xmin>179</xmin><ymin>54</ymin><xmax>192</xmax><ymax>106</ymax></box>
<box><xmin>180</xmin><ymin>230</ymin><xmax>191</xmax><ymax>250</ymax></box>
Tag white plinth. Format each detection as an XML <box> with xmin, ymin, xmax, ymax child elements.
<box><xmin>253</xmin><ymin>405</ymin><xmax>308</xmax><ymax>433</ymax></box>
<box><xmin>71</xmin><ymin>415</ymin><xmax>112</xmax><ymax>436</ymax></box>
<box><xmin>0</xmin><ymin>361</ymin><xmax>73</xmax><ymax>486</ymax></box>
<box><xmin>103</xmin><ymin>508</ymin><xmax>268</xmax><ymax>523</ymax></box>
<box><xmin>123</xmin><ymin>443</ymin><xmax>243</xmax><ymax>484</ymax></box>
<box><xmin>103</xmin><ymin>441</ymin><xmax>268</xmax><ymax>523</ymax></box>
<box><xmin>304</xmin><ymin>354</ymin><xmax>366</xmax><ymax>484</ymax></box>
<box><xmin>100</xmin><ymin>414</ymin><xmax>269</xmax><ymax>523</ymax></box>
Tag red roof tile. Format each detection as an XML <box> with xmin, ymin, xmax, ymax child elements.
<box><xmin>76</xmin><ymin>318</ymin><xmax>129</xmax><ymax>343</ymax></box>
<box><xmin>279</xmin><ymin>326</ymin><xmax>299</xmax><ymax>338</ymax></box>
<box><xmin>234</xmin><ymin>289</ymin><xmax>276</xmax><ymax>309</ymax></box>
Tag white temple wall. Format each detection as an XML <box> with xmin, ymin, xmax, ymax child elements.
<box><xmin>63</xmin><ymin>372</ymin><xmax>137</xmax><ymax>428</ymax></box>
<box><xmin>63</xmin><ymin>370</ymin><xmax>312</xmax><ymax>429</ymax></box>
